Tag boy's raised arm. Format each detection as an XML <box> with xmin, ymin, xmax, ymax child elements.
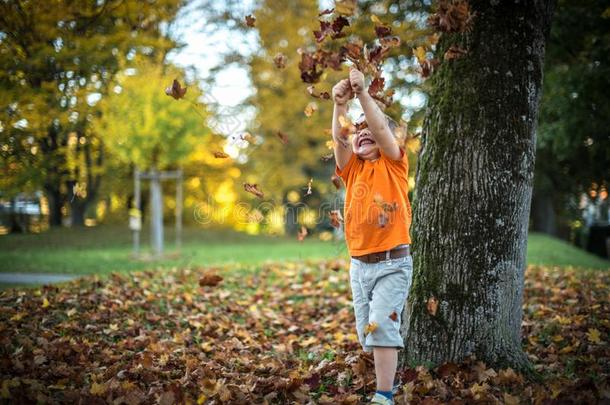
<box><xmin>331</xmin><ymin>79</ymin><xmax>354</xmax><ymax>170</ymax></box>
<box><xmin>349</xmin><ymin>68</ymin><xmax>402</xmax><ymax>161</ymax></box>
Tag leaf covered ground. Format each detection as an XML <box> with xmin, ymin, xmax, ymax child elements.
<box><xmin>0</xmin><ymin>260</ymin><xmax>608</xmax><ymax>404</ymax></box>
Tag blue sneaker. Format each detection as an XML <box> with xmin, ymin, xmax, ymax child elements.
<box><xmin>370</xmin><ymin>392</ymin><xmax>394</xmax><ymax>405</ymax></box>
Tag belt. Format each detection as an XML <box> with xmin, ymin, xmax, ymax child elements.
<box><xmin>352</xmin><ymin>245</ymin><xmax>410</xmax><ymax>264</ymax></box>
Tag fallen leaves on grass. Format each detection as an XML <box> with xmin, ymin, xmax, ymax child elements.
<box><xmin>0</xmin><ymin>263</ymin><xmax>607</xmax><ymax>403</ymax></box>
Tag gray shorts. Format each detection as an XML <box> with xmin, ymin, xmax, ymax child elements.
<box><xmin>349</xmin><ymin>254</ymin><xmax>414</xmax><ymax>353</ymax></box>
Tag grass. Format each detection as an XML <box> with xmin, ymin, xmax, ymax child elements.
<box><xmin>0</xmin><ymin>227</ymin><xmax>607</xmax><ymax>283</ymax></box>
<box><xmin>526</xmin><ymin>232</ymin><xmax>609</xmax><ymax>270</ymax></box>
<box><xmin>0</xmin><ymin>225</ymin><xmax>347</xmax><ymax>276</ymax></box>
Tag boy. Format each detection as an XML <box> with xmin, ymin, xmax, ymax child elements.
<box><xmin>331</xmin><ymin>68</ymin><xmax>413</xmax><ymax>405</ymax></box>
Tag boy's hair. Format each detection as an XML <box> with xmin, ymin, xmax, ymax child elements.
<box><xmin>355</xmin><ymin>112</ymin><xmax>399</xmax><ymax>136</ymax></box>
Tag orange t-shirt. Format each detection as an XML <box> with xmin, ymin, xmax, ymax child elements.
<box><xmin>335</xmin><ymin>147</ymin><xmax>412</xmax><ymax>256</ymax></box>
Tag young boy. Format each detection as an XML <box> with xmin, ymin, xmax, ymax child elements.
<box><xmin>331</xmin><ymin>68</ymin><xmax>413</xmax><ymax>405</ymax></box>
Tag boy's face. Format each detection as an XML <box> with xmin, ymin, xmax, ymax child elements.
<box><xmin>351</xmin><ymin>116</ymin><xmax>381</xmax><ymax>160</ymax></box>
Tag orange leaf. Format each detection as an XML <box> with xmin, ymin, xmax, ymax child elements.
<box><xmin>199</xmin><ymin>273</ymin><xmax>223</xmax><ymax>287</ymax></box>
<box><xmin>297</xmin><ymin>226</ymin><xmax>308</xmax><ymax>242</ymax></box>
<box><xmin>213</xmin><ymin>151</ymin><xmax>229</xmax><ymax>158</ymax></box>
<box><xmin>427</xmin><ymin>296</ymin><xmax>438</xmax><ymax>316</ymax></box>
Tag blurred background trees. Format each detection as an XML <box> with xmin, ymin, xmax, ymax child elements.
<box><xmin>0</xmin><ymin>0</ymin><xmax>608</xmax><ymax>257</ymax></box>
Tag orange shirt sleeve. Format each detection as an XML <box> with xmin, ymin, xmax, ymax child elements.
<box><xmin>335</xmin><ymin>152</ymin><xmax>358</xmax><ymax>183</ymax></box>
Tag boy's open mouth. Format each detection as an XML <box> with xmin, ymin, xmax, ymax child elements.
<box><xmin>358</xmin><ymin>137</ymin><xmax>375</xmax><ymax>147</ymax></box>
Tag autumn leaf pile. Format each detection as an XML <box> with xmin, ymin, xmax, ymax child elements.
<box><xmin>1</xmin><ymin>261</ymin><xmax>608</xmax><ymax>404</ymax></box>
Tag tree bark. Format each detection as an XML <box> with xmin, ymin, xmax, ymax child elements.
<box><xmin>401</xmin><ymin>0</ymin><xmax>556</xmax><ymax>375</ymax></box>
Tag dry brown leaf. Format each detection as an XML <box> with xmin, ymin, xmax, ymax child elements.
<box><xmin>244</xmin><ymin>183</ymin><xmax>264</xmax><ymax>199</ymax></box>
<box><xmin>199</xmin><ymin>273</ymin><xmax>223</xmax><ymax>287</ymax></box>
<box><xmin>164</xmin><ymin>79</ymin><xmax>187</xmax><ymax>100</ymax></box>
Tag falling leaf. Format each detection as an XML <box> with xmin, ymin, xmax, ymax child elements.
<box><xmin>213</xmin><ymin>151</ymin><xmax>229</xmax><ymax>159</ymax></box>
<box><xmin>305</xmin><ymin>178</ymin><xmax>313</xmax><ymax>195</ymax></box>
<box><xmin>364</xmin><ymin>322</ymin><xmax>378</xmax><ymax>335</ymax></box>
<box><xmin>413</xmin><ymin>46</ymin><xmax>427</xmax><ymax>63</ymax></box>
<box><xmin>427</xmin><ymin>296</ymin><xmax>439</xmax><ymax>316</ymax></box>
<box><xmin>165</xmin><ymin>79</ymin><xmax>187</xmax><ymax>100</ymax></box>
<box><xmin>273</xmin><ymin>52</ymin><xmax>287</xmax><ymax>69</ymax></box>
<box><xmin>297</xmin><ymin>226</ymin><xmax>308</xmax><ymax>242</ymax></box>
<box><xmin>427</xmin><ymin>0</ymin><xmax>476</xmax><ymax>33</ymax></box>
<box><xmin>389</xmin><ymin>311</ymin><xmax>398</xmax><ymax>322</ymax></box>
<box><xmin>276</xmin><ymin>131</ymin><xmax>289</xmax><ymax>145</ymax></box>
<box><xmin>240</xmin><ymin>132</ymin><xmax>253</xmax><ymax>143</ymax></box>
<box><xmin>335</xmin><ymin>0</ymin><xmax>357</xmax><ymax>16</ymax></box>
<box><xmin>42</xmin><ymin>298</ymin><xmax>50</xmax><ymax>308</ymax></box>
<box><xmin>313</xmin><ymin>16</ymin><xmax>349</xmax><ymax>43</ymax></box>
<box><xmin>199</xmin><ymin>273</ymin><xmax>223</xmax><ymax>287</ymax></box>
<box><xmin>307</xmin><ymin>85</ymin><xmax>331</xmax><ymax>100</ymax></box>
<box><xmin>329</xmin><ymin>210</ymin><xmax>343</xmax><ymax>228</ymax></box>
<box><xmin>331</xmin><ymin>174</ymin><xmax>342</xmax><ymax>190</ymax></box>
<box><xmin>320</xmin><ymin>153</ymin><xmax>334</xmax><ymax>161</ymax></box>
<box><xmin>304</xmin><ymin>102</ymin><xmax>318</xmax><ymax>117</ymax></box>
<box><xmin>444</xmin><ymin>44</ymin><xmax>468</xmax><ymax>60</ymax></box>
<box><xmin>418</xmin><ymin>58</ymin><xmax>440</xmax><ymax>79</ymax></box>
<box><xmin>244</xmin><ymin>183</ymin><xmax>264</xmax><ymax>199</ymax></box>
<box><xmin>245</xmin><ymin>14</ymin><xmax>256</xmax><ymax>27</ymax></box>
<box><xmin>338</xmin><ymin>115</ymin><xmax>355</xmax><ymax>138</ymax></box>
<box><xmin>378</xmin><ymin>212</ymin><xmax>388</xmax><ymax>228</ymax></box>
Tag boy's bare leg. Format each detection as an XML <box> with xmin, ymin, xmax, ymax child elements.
<box><xmin>373</xmin><ymin>347</ymin><xmax>398</xmax><ymax>391</ymax></box>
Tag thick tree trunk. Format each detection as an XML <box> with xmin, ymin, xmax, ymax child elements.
<box><xmin>401</xmin><ymin>0</ymin><xmax>555</xmax><ymax>375</ymax></box>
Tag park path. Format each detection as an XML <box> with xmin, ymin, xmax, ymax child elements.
<box><xmin>0</xmin><ymin>273</ymin><xmax>78</xmax><ymax>285</ymax></box>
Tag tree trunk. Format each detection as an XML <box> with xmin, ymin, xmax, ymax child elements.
<box><xmin>401</xmin><ymin>0</ymin><xmax>556</xmax><ymax>375</ymax></box>
<box><xmin>44</xmin><ymin>185</ymin><xmax>64</xmax><ymax>227</ymax></box>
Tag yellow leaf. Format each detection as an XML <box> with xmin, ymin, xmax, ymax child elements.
<box><xmin>197</xmin><ymin>394</ymin><xmax>207</xmax><ymax>405</ymax></box>
<box><xmin>304</xmin><ymin>102</ymin><xmax>317</xmax><ymax>118</ymax></box>
<box><xmin>90</xmin><ymin>382</ymin><xmax>106</xmax><ymax>396</ymax></box>
<box><xmin>42</xmin><ymin>298</ymin><xmax>50</xmax><ymax>308</ymax></box>
<box><xmin>503</xmin><ymin>392</ymin><xmax>520</xmax><ymax>405</ymax></box>
<box><xmin>10</xmin><ymin>313</ymin><xmax>26</xmax><ymax>321</ymax></box>
<box><xmin>413</xmin><ymin>46</ymin><xmax>427</xmax><ymax>63</ymax></box>
<box><xmin>364</xmin><ymin>322</ymin><xmax>378</xmax><ymax>335</ymax></box>
<box><xmin>1</xmin><ymin>380</ymin><xmax>11</xmax><ymax>399</ymax></box>
<box><xmin>370</xmin><ymin>15</ymin><xmax>382</xmax><ymax>25</ymax></box>
<box><xmin>587</xmin><ymin>328</ymin><xmax>602</xmax><ymax>344</ymax></box>
<box><xmin>551</xmin><ymin>334</ymin><xmax>563</xmax><ymax>342</ymax></box>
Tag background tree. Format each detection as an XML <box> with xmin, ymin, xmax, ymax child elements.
<box><xmin>532</xmin><ymin>0</ymin><xmax>610</xmax><ymax>237</ymax></box>
<box><xmin>402</xmin><ymin>0</ymin><xmax>556</xmax><ymax>374</ymax></box>
<box><xmin>0</xmin><ymin>0</ymin><xmax>182</xmax><ymax>227</ymax></box>
<box><xmin>92</xmin><ymin>59</ymin><xmax>230</xmax><ymax>225</ymax></box>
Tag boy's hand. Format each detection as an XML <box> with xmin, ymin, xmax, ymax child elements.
<box><xmin>349</xmin><ymin>68</ymin><xmax>365</xmax><ymax>95</ymax></box>
<box><xmin>332</xmin><ymin>79</ymin><xmax>353</xmax><ymax>106</ymax></box>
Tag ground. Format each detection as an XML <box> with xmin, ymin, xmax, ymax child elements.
<box><xmin>0</xmin><ymin>228</ymin><xmax>608</xmax><ymax>403</ymax></box>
